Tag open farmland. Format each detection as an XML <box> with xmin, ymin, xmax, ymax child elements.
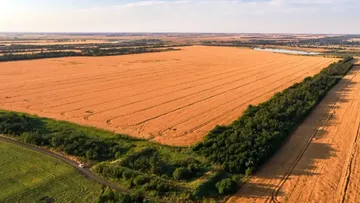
<box><xmin>0</xmin><ymin>139</ymin><xmax>101</xmax><ymax>203</ymax></box>
<box><xmin>0</xmin><ymin>46</ymin><xmax>337</xmax><ymax>146</ymax></box>
<box><xmin>228</xmin><ymin>65</ymin><xmax>360</xmax><ymax>203</ymax></box>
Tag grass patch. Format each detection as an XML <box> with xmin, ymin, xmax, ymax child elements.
<box><xmin>0</xmin><ymin>141</ymin><xmax>101</xmax><ymax>203</ymax></box>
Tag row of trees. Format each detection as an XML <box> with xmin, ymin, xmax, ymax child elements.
<box><xmin>0</xmin><ymin>39</ymin><xmax>166</xmax><ymax>52</ymax></box>
<box><xmin>0</xmin><ymin>47</ymin><xmax>179</xmax><ymax>62</ymax></box>
<box><xmin>81</xmin><ymin>47</ymin><xmax>178</xmax><ymax>56</ymax></box>
<box><xmin>194</xmin><ymin>57</ymin><xmax>354</xmax><ymax>173</ymax></box>
<box><xmin>0</xmin><ymin>51</ymin><xmax>81</xmax><ymax>62</ymax></box>
<box><xmin>0</xmin><ymin>112</ymin><xmax>131</xmax><ymax>161</ymax></box>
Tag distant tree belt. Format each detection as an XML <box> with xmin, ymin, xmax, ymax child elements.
<box><xmin>193</xmin><ymin>57</ymin><xmax>354</xmax><ymax>174</ymax></box>
<box><xmin>0</xmin><ymin>51</ymin><xmax>82</xmax><ymax>61</ymax></box>
<box><xmin>0</xmin><ymin>44</ymin><xmax>162</xmax><ymax>51</ymax></box>
<box><xmin>0</xmin><ymin>47</ymin><xmax>179</xmax><ymax>62</ymax></box>
<box><xmin>0</xmin><ymin>42</ymin><xmax>187</xmax><ymax>52</ymax></box>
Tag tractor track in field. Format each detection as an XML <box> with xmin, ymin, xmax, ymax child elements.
<box><xmin>98</xmin><ymin>58</ymin><xmax>311</xmax><ymax>124</ymax></box>
<box><xmin>159</xmin><ymin>61</ymin><xmax>329</xmax><ymax>140</ymax></box>
<box><xmin>267</xmin><ymin>71</ymin><xmax>358</xmax><ymax>203</ymax></box>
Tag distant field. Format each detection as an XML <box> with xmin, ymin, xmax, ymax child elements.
<box><xmin>0</xmin><ymin>46</ymin><xmax>337</xmax><ymax>146</ymax></box>
<box><xmin>0</xmin><ymin>141</ymin><xmax>101</xmax><ymax>203</ymax></box>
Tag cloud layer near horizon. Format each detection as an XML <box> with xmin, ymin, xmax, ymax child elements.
<box><xmin>1</xmin><ymin>0</ymin><xmax>359</xmax><ymax>33</ymax></box>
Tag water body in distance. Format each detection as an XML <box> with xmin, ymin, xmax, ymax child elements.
<box><xmin>254</xmin><ymin>48</ymin><xmax>320</xmax><ymax>55</ymax></box>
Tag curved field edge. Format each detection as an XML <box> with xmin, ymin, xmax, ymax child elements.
<box><xmin>0</xmin><ymin>140</ymin><xmax>101</xmax><ymax>203</ymax></box>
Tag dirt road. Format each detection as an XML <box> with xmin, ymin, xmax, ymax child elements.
<box><xmin>228</xmin><ymin>66</ymin><xmax>360</xmax><ymax>203</ymax></box>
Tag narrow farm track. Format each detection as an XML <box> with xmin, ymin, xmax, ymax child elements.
<box><xmin>0</xmin><ymin>46</ymin><xmax>337</xmax><ymax>146</ymax></box>
<box><xmin>228</xmin><ymin>66</ymin><xmax>360</xmax><ymax>203</ymax></box>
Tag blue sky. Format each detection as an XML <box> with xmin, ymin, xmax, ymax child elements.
<box><xmin>1</xmin><ymin>0</ymin><xmax>359</xmax><ymax>34</ymax></box>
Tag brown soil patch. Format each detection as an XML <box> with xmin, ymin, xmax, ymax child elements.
<box><xmin>228</xmin><ymin>66</ymin><xmax>360</xmax><ymax>203</ymax></box>
<box><xmin>0</xmin><ymin>46</ymin><xmax>336</xmax><ymax>146</ymax></box>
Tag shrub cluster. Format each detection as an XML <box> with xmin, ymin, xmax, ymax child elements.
<box><xmin>97</xmin><ymin>187</ymin><xmax>159</xmax><ymax>203</ymax></box>
<box><xmin>215</xmin><ymin>178</ymin><xmax>237</xmax><ymax>195</ymax></box>
<box><xmin>94</xmin><ymin>164</ymin><xmax>184</xmax><ymax>199</ymax></box>
<box><xmin>172</xmin><ymin>158</ymin><xmax>201</xmax><ymax>180</ymax></box>
<box><xmin>119</xmin><ymin>148</ymin><xmax>202</xmax><ymax>181</ymax></box>
<box><xmin>194</xmin><ymin>58</ymin><xmax>354</xmax><ymax>173</ymax></box>
<box><xmin>119</xmin><ymin>148</ymin><xmax>166</xmax><ymax>175</ymax></box>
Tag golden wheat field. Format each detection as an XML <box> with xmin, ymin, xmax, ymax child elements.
<box><xmin>0</xmin><ymin>46</ymin><xmax>337</xmax><ymax>146</ymax></box>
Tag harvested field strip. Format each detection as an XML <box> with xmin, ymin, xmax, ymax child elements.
<box><xmin>228</xmin><ymin>65</ymin><xmax>360</xmax><ymax>203</ymax></box>
<box><xmin>0</xmin><ymin>46</ymin><xmax>337</xmax><ymax>146</ymax></box>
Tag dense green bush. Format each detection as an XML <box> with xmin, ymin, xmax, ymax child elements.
<box><xmin>97</xmin><ymin>187</ymin><xmax>158</xmax><ymax>203</ymax></box>
<box><xmin>120</xmin><ymin>148</ymin><xmax>166</xmax><ymax>175</ymax></box>
<box><xmin>172</xmin><ymin>167</ymin><xmax>191</xmax><ymax>180</ymax></box>
<box><xmin>215</xmin><ymin>178</ymin><xmax>237</xmax><ymax>195</ymax></box>
<box><xmin>194</xmin><ymin>58</ymin><xmax>354</xmax><ymax>174</ymax></box>
<box><xmin>0</xmin><ymin>113</ymin><xmax>40</xmax><ymax>135</ymax></box>
<box><xmin>192</xmin><ymin>171</ymin><xmax>225</xmax><ymax>199</ymax></box>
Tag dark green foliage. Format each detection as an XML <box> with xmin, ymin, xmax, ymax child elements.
<box><xmin>0</xmin><ymin>112</ymin><xmax>43</xmax><ymax>135</ymax></box>
<box><xmin>215</xmin><ymin>178</ymin><xmax>237</xmax><ymax>195</ymax></box>
<box><xmin>97</xmin><ymin>187</ymin><xmax>157</xmax><ymax>203</ymax></box>
<box><xmin>94</xmin><ymin>164</ymin><xmax>184</xmax><ymax>199</ymax></box>
<box><xmin>81</xmin><ymin>47</ymin><xmax>178</xmax><ymax>57</ymax></box>
<box><xmin>192</xmin><ymin>171</ymin><xmax>226</xmax><ymax>199</ymax></box>
<box><xmin>120</xmin><ymin>148</ymin><xmax>166</xmax><ymax>175</ymax></box>
<box><xmin>0</xmin><ymin>51</ymin><xmax>81</xmax><ymax>62</ymax></box>
<box><xmin>194</xmin><ymin>59</ymin><xmax>354</xmax><ymax>174</ymax></box>
<box><xmin>172</xmin><ymin>167</ymin><xmax>191</xmax><ymax>180</ymax></box>
<box><xmin>0</xmin><ymin>111</ymin><xmax>131</xmax><ymax>161</ymax></box>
